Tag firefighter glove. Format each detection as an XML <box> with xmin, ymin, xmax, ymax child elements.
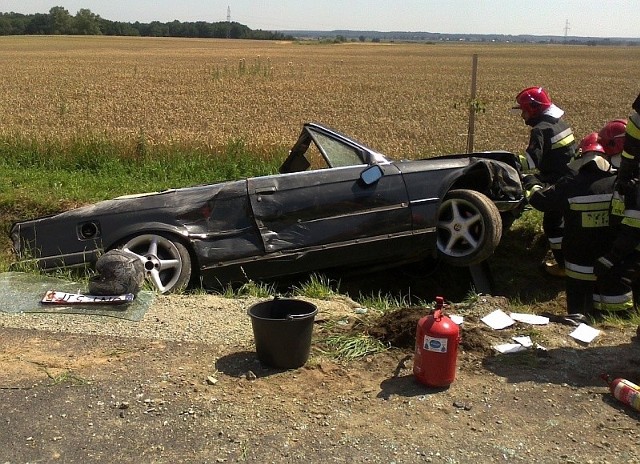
<box><xmin>522</xmin><ymin>174</ymin><xmax>542</xmax><ymax>191</ymax></box>
<box><xmin>517</xmin><ymin>153</ymin><xmax>531</xmax><ymax>172</ymax></box>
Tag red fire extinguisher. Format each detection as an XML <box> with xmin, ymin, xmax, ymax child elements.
<box><xmin>413</xmin><ymin>296</ymin><xmax>460</xmax><ymax>388</ymax></box>
<box><xmin>602</xmin><ymin>374</ymin><xmax>640</xmax><ymax>412</ymax></box>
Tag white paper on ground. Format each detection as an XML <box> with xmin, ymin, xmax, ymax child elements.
<box><xmin>512</xmin><ymin>335</ymin><xmax>533</xmax><ymax>347</ymax></box>
<box><xmin>569</xmin><ymin>323</ymin><xmax>600</xmax><ymax>344</ymax></box>
<box><xmin>493</xmin><ymin>343</ymin><xmax>527</xmax><ymax>354</ymax></box>
<box><xmin>510</xmin><ymin>312</ymin><xmax>550</xmax><ymax>325</ymax></box>
<box><xmin>449</xmin><ymin>314</ymin><xmax>464</xmax><ymax>325</ymax></box>
<box><xmin>481</xmin><ymin>309</ymin><xmax>515</xmax><ymax>330</ymax></box>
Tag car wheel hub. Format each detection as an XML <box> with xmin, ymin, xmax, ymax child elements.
<box><xmin>144</xmin><ymin>257</ymin><xmax>159</xmax><ymax>272</ymax></box>
<box><xmin>122</xmin><ymin>234</ymin><xmax>185</xmax><ymax>293</ymax></box>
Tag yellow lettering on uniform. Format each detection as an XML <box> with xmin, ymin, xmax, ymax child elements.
<box><xmin>581</xmin><ymin>211</ymin><xmax>609</xmax><ymax>228</ymax></box>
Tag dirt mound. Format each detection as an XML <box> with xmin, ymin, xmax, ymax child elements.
<box><xmin>366</xmin><ymin>305</ymin><xmax>426</xmax><ymax>348</ymax></box>
<box><xmin>366</xmin><ymin>296</ymin><xmax>515</xmax><ymax>355</ymax></box>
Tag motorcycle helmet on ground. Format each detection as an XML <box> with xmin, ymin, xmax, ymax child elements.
<box><xmin>89</xmin><ymin>249</ymin><xmax>145</xmax><ymax>296</ymax></box>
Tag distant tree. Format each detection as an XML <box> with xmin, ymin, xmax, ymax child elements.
<box><xmin>24</xmin><ymin>13</ymin><xmax>50</xmax><ymax>34</ymax></box>
<box><xmin>73</xmin><ymin>8</ymin><xmax>101</xmax><ymax>35</ymax></box>
<box><xmin>0</xmin><ymin>17</ymin><xmax>12</xmax><ymax>35</ymax></box>
<box><xmin>194</xmin><ymin>21</ymin><xmax>215</xmax><ymax>38</ymax></box>
<box><xmin>1</xmin><ymin>12</ymin><xmax>30</xmax><ymax>35</ymax></box>
<box><xmin>0</xmin><ymin>10</ymin><xmax>297</xmax><ymax>40</ymax></box>
<box><xmin>359</xmin><ymin>35</ymin><xmax>366</xmax><ymax>42</ymax></box>
<box><xmin>146</xmin><ymin>21</ymin><xmax>168</xmax><ymax>37</ymax></box>
<box><xmin>49</xmin><ymin>6</ymin><xmax>72</xmax><ymax>34</ymax></box>
<box><xmin>167</xmin><ymin>20</ymin><xmax>187</xmax><ymax>37</ymax></box>
<box><xmin>98</xmin><ymin>18</ymin><xmax>140</xmax><ymax>36</ymax></box>
<box><xmin>228</xmin><ymin>22</ymin><xmax>247</xmax><ymax>39</ymax></box>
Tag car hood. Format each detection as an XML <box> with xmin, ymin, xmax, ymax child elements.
<box><xmin>397</xmin><ymin>152</ymin><xmax>523</xmax><ymax>202</ymax></box>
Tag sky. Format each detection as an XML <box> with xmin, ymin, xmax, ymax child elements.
<box><xmin>2</xmin><ymin>0</ymin><xmax>639</xmax><ymax>39</ymax></box>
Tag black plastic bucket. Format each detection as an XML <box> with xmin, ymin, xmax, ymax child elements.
<box><xmin>248</xmin><ymin>298</ymin><xmax>318</xmax><ymax>369</ymax></box>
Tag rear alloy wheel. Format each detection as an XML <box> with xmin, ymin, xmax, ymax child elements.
<box><xmin>121</xmin><ymin>234</ymin><xmax>192</xmax><ymax>294</ymax></box>
<box><xmin>436</xmin><ymin>189</ymin><xmax>502</xmax><ymax>267</ymax></box>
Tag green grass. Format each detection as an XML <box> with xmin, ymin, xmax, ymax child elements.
<box><xmin>356</xmin><ymin>290</ymin><xmax>418</xmax><ymax>313</ymax></box>
<box><xmin>291</xmin><ymin>274</ymin><xmax>339</xmax><ymax>300</ymax></box>
<box><xmin>220</xmin><ymin>279</ymin><xmax>276</xmax><ymax>299</ymax></box>
<box><xmin>321</xmin><ymin>333</ymin><xmax>389</xmax><ymax>360</ymax></box>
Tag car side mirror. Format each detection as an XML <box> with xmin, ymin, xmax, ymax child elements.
<box><xmin>360</xmin><ymin>165</ymin><xmax>383</xmax><ymax>186</ymax></box>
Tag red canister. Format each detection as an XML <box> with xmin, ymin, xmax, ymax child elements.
<box><xmin>413</xmin><ymin>296</ymin><xmax>460</xmax><ymax>387</ymax></box>
<box><xmin>602</xmin><ymin>374</ymin><xmax>640</xmax><ymax>412</ymax></box>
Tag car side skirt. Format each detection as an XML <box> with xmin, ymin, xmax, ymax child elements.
<box><xmin>198</xmin><ymin>227</ymin><xmax>437</xmax><ymax>284</ymax></box>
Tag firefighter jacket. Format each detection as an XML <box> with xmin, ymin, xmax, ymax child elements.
<box><xmin>529</xmin><ymin>164</ymin><xmax>616</xmax><ymax>280</ymax></box>
<box><xmin>619</xmin><ymin>96</ymin><xmax>640</xmax><ymax>230</ymax></box>
<box><xmin>522</xmin><ymin>115</ymin><xmax>576</xmax><ymax>185</ymax></box>
<box><xmin>604</xmin><ymin>93</ymin><xmax>640</xmax><ymax>264</ymax></box>
<box><xmin>531</xmin><ymin>162</ymin><xmax>633</xmax><ymax>313</ymax></box>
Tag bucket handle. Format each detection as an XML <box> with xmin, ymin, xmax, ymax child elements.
<box><xmin>286</xmin><ymin>313</ymin><xmax>311</xmax><ymax>320</ymax></box>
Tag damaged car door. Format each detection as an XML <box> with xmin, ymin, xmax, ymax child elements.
<box><xmin>247</xmin><ymin>165</ymin><xmax>412</xmax><ymax>276</ymax></box>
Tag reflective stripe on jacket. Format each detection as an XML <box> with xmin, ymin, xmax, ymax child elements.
<box><xmin>525</xmin><ymin>115</ymin><xmax>576</xmax><ymax>184</ymax></box>
<box><xmin>620</xmin><ymin>110</ymin><xmax>640</xmax><ymax>230</ymax></box>
<box><xmin>563</xmin><ymin>191</ymin><xmax>614</xmax><ymax>279</ymax></box>
<box><xmin>529</xmin><ymin>166</ymin><xmax>616</xmax><ymax>271</ymax></box>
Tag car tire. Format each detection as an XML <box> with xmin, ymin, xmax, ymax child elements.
<box><xmin>436</xmin><ymin>189</ymin><xmax>502</xmax><ymax>267</ymax></box>
<box><xmin>120</xmin><ymin>234</ymin><xmax>192</xmax><ymax>294</ymax></box>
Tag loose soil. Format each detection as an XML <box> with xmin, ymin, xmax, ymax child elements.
<box><xmin>1</xmin><ymin>229</ymin><xmax>639</xmax><ymax>463</ymax></box>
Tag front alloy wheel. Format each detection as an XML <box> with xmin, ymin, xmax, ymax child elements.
<box><xmin>436</xmin><ymin>189</ymin><xmax>502</xmax><ymax>266</ymax></box>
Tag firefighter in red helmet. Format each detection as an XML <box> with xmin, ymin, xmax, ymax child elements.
<box><xmin>595</xmin><ymin>93</ymin><xmax>640</xmax><ymax>317</ymax></box>
<box><xmin>512</xmin><ymin>86</ymin><xmax>577</xmax><ymax>277</ymax></box>
<box><xmin>530</xmin><ymin>134</ymin><xmax>628</xmax><ymax>317</ymax></box>
<box><xmin>599</xmin><ymin>118</ymin><xmax>627</xmax><ymax>168</ymax></box>
<box><xmin>600</xmin><ymin>119</ymin><xmax>628</xmax><ymax>230</ymax></box>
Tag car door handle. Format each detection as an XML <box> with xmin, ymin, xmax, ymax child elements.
<box><xmin>255</xmin><ymin>186</ymin><xmax>277</xmax><ymax>194</ymax></box>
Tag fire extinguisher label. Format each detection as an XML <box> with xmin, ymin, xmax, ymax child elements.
<box><xmin>423</xmin><ymin>335</ymin><xmax>448</xmax><ymax>353</ymax></box>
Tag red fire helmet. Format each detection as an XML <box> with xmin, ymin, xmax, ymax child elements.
<box><xmin>578</xmin><ymin>132</ymin><xmax>605</xmax><ymax>155</ymax></box>
<box><xmin>598</xmin><ymin>119</ymin><xmax>627</xmax><ymax>156</ymax></box>
<box><xmin>513</xmin><ymin>86</ymin><xmax>553</xmax><ymax>117</ymax></box>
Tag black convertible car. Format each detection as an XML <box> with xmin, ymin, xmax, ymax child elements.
<box><xmin>11</xmin><ymin>123</ymin><xmax>525</xmax><ymax>293</ymax></box>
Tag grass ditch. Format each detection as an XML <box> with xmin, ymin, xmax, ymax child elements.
<box><xmin>1</xmin><ymin>136</ymin><xmax>638</xmax><ymax>348</ymax></box>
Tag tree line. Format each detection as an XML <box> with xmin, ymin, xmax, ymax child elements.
<box><xmin>0</xmin><ymin>7</ymin><xmax>292</xmax><ymax>40</ymax></box>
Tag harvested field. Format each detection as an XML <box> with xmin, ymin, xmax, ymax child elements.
<box><xmin>1</xmin><ymin>36</ymin><xmax>639</xmax><ymax>158</ymax></box>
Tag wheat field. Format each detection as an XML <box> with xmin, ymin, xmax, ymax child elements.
<box><xmin>1</xmin><ymin>36</ymin><xmax>639</xmax><ymax>158</ymax></box>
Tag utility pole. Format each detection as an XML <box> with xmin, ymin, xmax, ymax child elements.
<box><xmin>227</xmin><ymin>6</ymin><xmax>231</xmax><ymax>39</ymax></box>
<box><xmin>564</xmin><ymin>19</ymin><xmax>570</xmax><ymax>43</ymax></box>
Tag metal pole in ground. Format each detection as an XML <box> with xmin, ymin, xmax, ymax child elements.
<box><xmin>466</xmin><ymin>54</ymin><xmax>478</xmax><ymax>153</ymax></box>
